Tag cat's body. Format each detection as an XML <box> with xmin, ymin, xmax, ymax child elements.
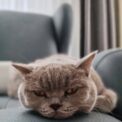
<box><xmin>8</xmin><ymin>52</ymin><xmax>117</xmax><ymax>119</ymax></box>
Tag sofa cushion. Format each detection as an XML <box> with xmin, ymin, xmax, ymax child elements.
<box><xmin>0</xmin><ymin>11</ymin><xmax>57</xmax><ymax>63</ymax></box>
<box><xmin>0</xmin><ymin>96</ymin><xmax>20</xmax><ymax>109</ymax></box>
<box><xmin>0</xmin><ymin>107</ymin><xmax>120</xmax><ymax>122</ymax></box>
<box><xmin>93</xmin><ymin>48</ymin><xmax>122</xmax><ymax>120</ymax></box>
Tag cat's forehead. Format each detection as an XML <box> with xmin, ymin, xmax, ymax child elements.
<box><xmin>35</xmin><ymin>63</ymin><xmax>75</xmax><ymax>73</ymax></box>
<box><xmin>33</xmin><ymin>64</ymin><xmax>75</xmax><ymax>90</ymax></box>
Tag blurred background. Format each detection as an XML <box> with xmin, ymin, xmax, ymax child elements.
<box><xmin>0</xmin><ymin>0</ymin><xmax>80</xmax><ymax>58</ymax></box>
<box><xmin>0</xmin><ymin>0</ymin><xmax>121</xmax><ymax>58</ymax></box>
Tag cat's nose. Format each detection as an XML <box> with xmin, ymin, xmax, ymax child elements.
<box><xmin>50</xmin><ymin>103</ymin><xmax>62</xmax><ymax>111</ymax></box>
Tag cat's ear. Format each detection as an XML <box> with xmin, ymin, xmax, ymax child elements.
<box><xmin>76</xmin><ymin>51</ymin><xmax>98</xmax><ymax>76</ymax></box>
<box><xmin>12</xmin><ymin>63</ymin><xmax>33</xmax><ymax>75</ymax></box>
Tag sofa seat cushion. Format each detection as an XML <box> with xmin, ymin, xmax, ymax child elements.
<box><xmin>0</xmin><ymin>96</ymin><xmax>20</xmax><ymax>109</ymax></box>
<box><xmin>0</xmin><ymin>107</ymin><xmax>120</xmax><ymax>122</ymax></box>
<box><xmin>0</xmin><ymin>11</ymin><xmax>58</xmax><ymax>63</ymax></box>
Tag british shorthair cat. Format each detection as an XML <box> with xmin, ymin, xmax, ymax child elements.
<box><xmin>7</xmin><ymin>51</ymin><xmax>117</xmax><ymax>119</ymax></box>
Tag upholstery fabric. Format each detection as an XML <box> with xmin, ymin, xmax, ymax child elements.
<box><xmin>0</xmin><ymin>96</ymin><xmax>20</xmax><ymax>109</ymax></box>
<box><xmin>53</xmin><ymin>4</ymin><xmax>72</xmax><ymax>53</ymax></box>
<box><xmin>0</xmin><ymin>108</ymin><xmax>120</xmax><ymax>122</ymax></box>
<box><xmin>93</xmin><ymin>48</ymin><xmax>122</xmax><ymax>120</ymax></box>
<box><xmin>0</xmin><ymin>11</ymin><xmax>57</xmax><ymax>62</ymax></box>
<box><xmin>0</xmin><ymin>4</ymin><xmax>72</xmax><ymax>63</ymax></box>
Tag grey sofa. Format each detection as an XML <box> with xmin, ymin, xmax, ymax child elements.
<box><xmin>0</xmin><ymin>3</ymin><xmax>121</xmax><ymax>122</ymax></box>
<box><xmin>93</xmin><ymin>48</ymin><xmax>122</xmax><ymax>121</ymax></box>
<box><xmin>0</xmin><ymin>4</ymin><xmax>72</xmax><ymax>63</ymax></box>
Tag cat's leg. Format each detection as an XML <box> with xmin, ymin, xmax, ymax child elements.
<box><xmin>95</xmin><ymin>88</ymin><xmax>117</xmax><ymax>113</ymax></box>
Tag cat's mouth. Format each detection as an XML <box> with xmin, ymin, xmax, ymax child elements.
<box><xmin>53</xmin><ymin>111</ymin><xmax>75</xmax><ymax>119</ymax></box>
<box><xmin>41</xmin><ymin>110</ymin><xmax>77</xmax><ymax>119</ymax></box>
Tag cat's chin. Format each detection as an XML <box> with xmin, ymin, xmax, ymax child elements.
<box><xmin>40</xmin><ymin>111</ymin><xmax>75</xmax><ymax>119</ymax></box>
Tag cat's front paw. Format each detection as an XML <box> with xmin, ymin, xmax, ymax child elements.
<box><xmin>95</xmin><ymin>89</ymin><xmax>118</xmax><ymax>113</ymax></box>
<box><xmin>95</xmin><ymin>95</ymin><xmax>111</xmax><ymax>112</ymax></box>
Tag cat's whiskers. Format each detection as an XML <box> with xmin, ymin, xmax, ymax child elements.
<box><xmin>59</xmin><ymin>106</ymin><xmax>77</xmax><ymax>114</ymax></box>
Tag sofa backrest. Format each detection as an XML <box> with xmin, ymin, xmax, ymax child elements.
<box><xmin>0</xmin><ymin>4</ymin><xmax>72</xmax><ymax>63</ymax></box>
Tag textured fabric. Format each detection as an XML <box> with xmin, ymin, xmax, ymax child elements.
<box><xmin>80</xmin><ymin>0</ymin><xmax>118</xmax><ymax>56</ymax></box>
<box><xmin>0</xmin><ymin>108</ymin><xmax>120</xmax><ymax>122</ymax></box>
<box><xmin>93</xmin><ymin>48</ymin><xmax>122</xmax><ymax>120</ymax></box>
<box><xmin>0</xmin><ymin>96</ymin><xmax>20</xmax><ymax>109</ymax></box>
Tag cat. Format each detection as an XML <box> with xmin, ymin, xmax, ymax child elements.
<box><xmin>7</xmin><ymin>51</ymin><xmax>118</xmax><ymax>119</ymax></box>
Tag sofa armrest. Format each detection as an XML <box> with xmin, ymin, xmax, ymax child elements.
<box><xmin>52</xmin><ymin>4</ymin><xmax>73</xmax><ymax>53</ymax></box>
<box><xmin>93</xmin><ymin>48</ymin><xmax>122</xmax><ymax>120</ymax></box>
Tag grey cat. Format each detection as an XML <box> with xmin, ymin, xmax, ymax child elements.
<box><xmin>7</xmin><ymin>51</ymin><xmax>117</xmax><ymax>119</ymax></box>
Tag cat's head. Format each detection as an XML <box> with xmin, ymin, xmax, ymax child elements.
<box><xmin>12</xmin><ymin>52</ymin><xmax>97</xmax><ymax>119</ymax></box>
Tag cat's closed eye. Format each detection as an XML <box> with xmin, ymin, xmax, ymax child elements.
<box><xmin>33</xmin><ymin>90</ymin><xmax>47</xmax><ymax>97</ymax></box>
<box><xmin>65</xmin><ymin>87</ymin><xmax>79</xmax><ymax>96</ymax></box>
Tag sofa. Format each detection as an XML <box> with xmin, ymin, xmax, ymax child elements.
<box><xmin>0</xmin><ymin>3</ymin><xmax>121</xmax><ymax>122</ymax></box>
<box><xmin>93</xmin><ymin>48</ymin><xmax>122</xmax><ymax>121</ymax></box>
